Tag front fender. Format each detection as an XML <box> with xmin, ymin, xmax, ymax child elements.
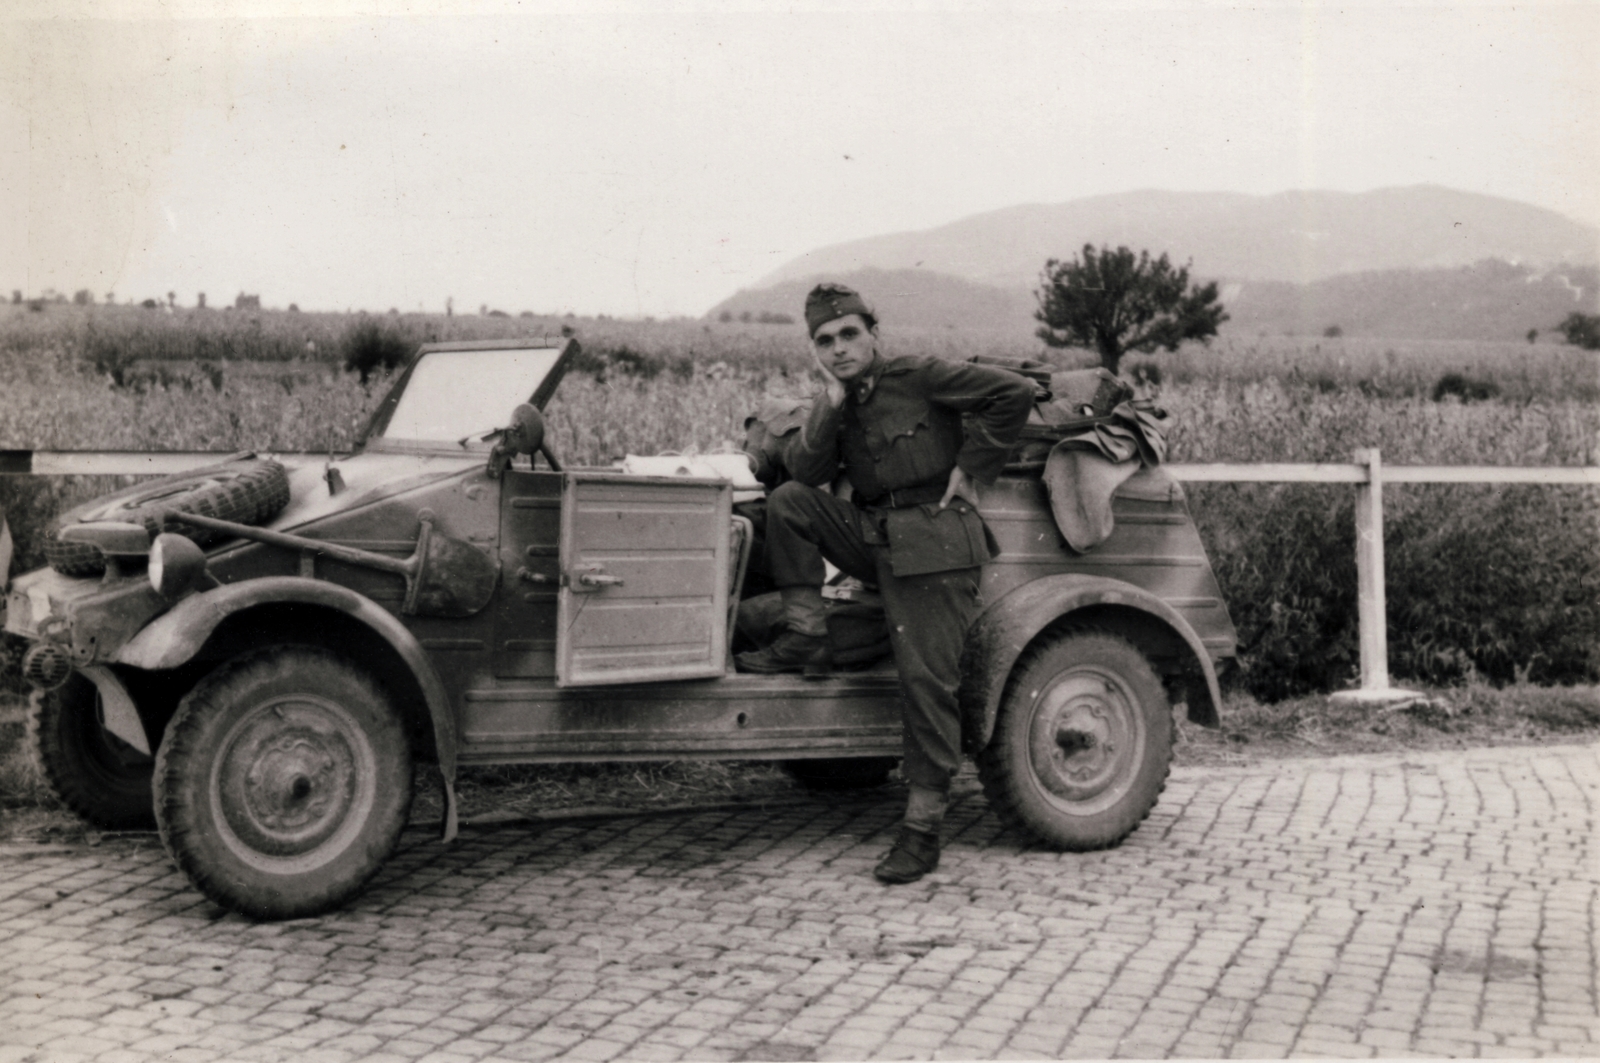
<box><xmin>960</xmin><ymin>573</ymin><xmax>1224</xmax><ymax>755</ymax></box>
<box><xmin>117</xmin><ymin>576</ymin><xmax>462</xmax><ymax>841</ymax></box>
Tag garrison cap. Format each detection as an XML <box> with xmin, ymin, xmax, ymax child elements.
<box><xmin>804</xmin><ymin>283</ymin><xmax>875</xmax><ymax>336</ymax></box>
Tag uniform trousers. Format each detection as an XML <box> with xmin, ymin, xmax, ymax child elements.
<box><xmin>764</xmin><ymin>481</ymin><xmax>982</xmax><ymax>791</ymax></box>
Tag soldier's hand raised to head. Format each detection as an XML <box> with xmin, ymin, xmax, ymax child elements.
<box><xmin>939</xmin><ymin>466</ymin><xmax>980</xmax><ymax>510</ymax></box>
<box><xmin>811</xmin><ymin>345</ymin><xmax>848</xmax><ymax>408</ymax></box>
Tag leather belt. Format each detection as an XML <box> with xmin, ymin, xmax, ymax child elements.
<box><xmin>859</xmin><ymin>481</ymin><xmax>947</xmax><ymax>509</ymax></box>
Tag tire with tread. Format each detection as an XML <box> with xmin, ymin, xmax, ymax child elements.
<box><xmin>44</xmin><ymin>458</ymin><xmax>291</xmax><ymax>576</ymax></box>
<box><xmin>26</xmin><ymin>672</ymin><xmax>156</xmax><ymax>830</ymax></box>
<box><xmin>154</xmin><ymin>647</ymin><xmax>412</xmax><ymax>920</ymax></box>
<box><xmin>976</xmin><ymin>629</ymin><xmax>1171</xmax><ymax>851</ymax></box>
<box><xmin>781</xmin><ymin>756</ymin><xmax>898</xmax><ymax>792</ymax></box>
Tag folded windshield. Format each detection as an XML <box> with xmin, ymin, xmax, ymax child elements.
<box><xmin>379</xmin><ymin>345</ymin><xmax>565</xmax><ymax>445</ymax></box>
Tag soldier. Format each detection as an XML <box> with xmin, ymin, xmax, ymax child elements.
<box><xmin>735</xmin><ymin>283</ymin><xmax>1034</xmax><ymax>884</ymax></box>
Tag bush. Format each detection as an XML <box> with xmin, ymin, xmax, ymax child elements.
<box><xmin>341</xmin><ymin>319</ymin><xmax>416</xmax><ymax>383</ymax></box>
<box><xmin>1191</xmin><ymin>484</ymin><xmax>1359</xmax><ymax>700</ymax></box>
<box><xmin>1431</xmin><ymin>371</ymin><xmax>1500</xmax><ymax>402</ymax></box>
<box><xmin>568</xmin><ymin>343</ymin><xmax>694</xmax><ymax>383</ymax></box>
<box><xmin>1557</xmin><ymin>312</ymin><xmax>1600</xmax><ymax>350</ymax></box>
<box><xmin>1189</xmin><ymin>481</ymin><xmax>1600</xmax><ymax>700</ymax></box>
<box><xmin>1386</xmin><ymin>484</ymin><xmax>1600</xmax><ymax>686</ymax></box>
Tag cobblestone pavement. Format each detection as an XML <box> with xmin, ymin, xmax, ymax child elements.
<box><xmin>2</xmin><ymin>741</ymin><xmax>1596</xmax><ymax>1062</ymax></box>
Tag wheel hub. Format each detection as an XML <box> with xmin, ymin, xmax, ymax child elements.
<box><xmin>218</xmin><ymin>701</ymin><xmax>363</xmax><ymax>858</ymax></box>
<box><xmin>1028</xmin><ymin>670</ymin><xmax>1142</xmax><ymax>804</ymax></box>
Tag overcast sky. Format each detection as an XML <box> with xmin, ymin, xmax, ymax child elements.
<box><xmin>3</xmin><ymin>0</ymin><xmax>1597</xmax><ymax>317</ymax></box>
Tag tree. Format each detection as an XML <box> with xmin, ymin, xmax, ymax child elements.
<box><xmin>1035</xmin><ymin>245</ymin><xmax>1228</xmax><ymax>375</ymax></box>
<box><xmin>1556</xmin><ymin>312</ymin><xmax>1600</xmax><ymax>350</ymax></box>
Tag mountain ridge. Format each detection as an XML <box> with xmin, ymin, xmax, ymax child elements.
<box><xmin>757</xmin><ymin>186</ymin><xmax>1599</xmax><ymax>292</ymax></box>
<box><xmin>708</xmin><ymin>261</ymin><xmax>1599</xmax><ymax>343</ymax></box>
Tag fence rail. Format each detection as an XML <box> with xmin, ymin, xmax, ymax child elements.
<box><xmin>3</xmin><ymin>449</ymin><xmax>1596</xmax><ymax>701</ymax></box>
<box><xmin>7</xmin><ymin>450</ymin><xmax>1600</xmax><ymax>486</ymax></box>
<box><xmin>1170</xmin><ymin>462</ymin><xmax>1600</xmax><ymax>486</ymax></box>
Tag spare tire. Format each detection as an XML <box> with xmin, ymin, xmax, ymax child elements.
<box><xmin>45</xmin><ymin>458</ymin><xmax>291</xmax><ymax>576</ymax></box>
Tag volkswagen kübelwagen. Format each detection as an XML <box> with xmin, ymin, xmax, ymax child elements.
<box><xmin>4</xmin><ymin>338</ymin><xmax>1235</xmax><ymax>918</ymax></box>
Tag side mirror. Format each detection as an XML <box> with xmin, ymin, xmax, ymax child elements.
<box><xmin>506</xmin><ymin>404</ymin><xmax>545</xmax><ymax>456</ymax></box>
<box><xmin>487</xmin><ymin>404</ymin><xmax>551</xmax><ymax>479</ymax></box>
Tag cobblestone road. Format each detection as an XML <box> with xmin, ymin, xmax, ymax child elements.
<box><xmin>2</xmin><ymin>742</ymin><xmax>1596</xmax><ymax>1062</ymax></box>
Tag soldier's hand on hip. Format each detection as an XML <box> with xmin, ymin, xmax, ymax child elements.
<box><xmin>940</xmin><ymin>467</ymin><xmax>980</xmax><ymax>510</ymax></box>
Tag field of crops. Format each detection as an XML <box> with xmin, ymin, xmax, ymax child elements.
<box><xmin>2</xmin><ymin>302</ymin><xmax>1597</xmax><ymax>697</ymax></box>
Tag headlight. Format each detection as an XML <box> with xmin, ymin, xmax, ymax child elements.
<box><xmin>149</xmin><ymin>534</ymin><xmax>210</xmax><ymax>600</ymax></box>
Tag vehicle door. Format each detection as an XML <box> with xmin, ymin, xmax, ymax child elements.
<box><xmin>556</xmin><ymin>472</ymin><xmax>733</xmax><ymax>687</ymax></box>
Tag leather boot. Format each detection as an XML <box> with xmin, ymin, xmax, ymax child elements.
<box><xmin>734</xmin><ymin>630</ymin><xmax>832</xmax><ymax>677</ymax></box>
<box><xmin>873</xmin><ymin>826</ymin><xmax>940</xmax><ymax>884</ymax></box>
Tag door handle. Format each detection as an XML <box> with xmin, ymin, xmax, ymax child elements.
<box><xmin>574</xmin><ymin>569</ymin><xmax>625</xmax><ymax>590</ymax></box>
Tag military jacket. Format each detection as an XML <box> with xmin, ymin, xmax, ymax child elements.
<box><xmin>787</xmin><ymin>355</ymin><xmax>1034</xmax><ymax>576</ymax></box>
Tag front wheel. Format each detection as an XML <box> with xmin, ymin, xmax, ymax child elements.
<box><xmin>977</xmin><ymin>630</ymin><xmax>1171</xmax><ymax>850</ymax></box>
<box><xmin>154</xmin><ymin>647</ymin><xmax>412</xmax><ymax>920</ymax></box>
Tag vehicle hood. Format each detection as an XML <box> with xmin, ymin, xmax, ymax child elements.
<box><xmin>268</xmin><ymin>450</ymin><xmax>483</xmax><ymax>531</ymax></box>
<box><xmin>3</xmin><ymin>449</ymin><xmax>485</xmax><ymax>632</ymax></box>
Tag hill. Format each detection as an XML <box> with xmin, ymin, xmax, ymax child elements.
<box><xmin>710</xmin><ymin>268</ymin><xmax>1036</xmax><ymax>332</ymax></box>
<box><xmin>1226</xmin><ymin>261</ymin><xmax>1600</xmax><ymax>341</ymax></box>
<box><xmin>757</xmin><ymin>186</ymin><xmax>1600</xmax><ymax>291</ymax></box>
<box><xmin>707</xmin><ymin>261</ymin><xmax>1599</xmax><ymax>342</ymax></box>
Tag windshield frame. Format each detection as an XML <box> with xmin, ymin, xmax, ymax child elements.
<box><xmin>358</xmin><ymin>337</ymin><xmax>577</xmax><ymax>453</ymax></box>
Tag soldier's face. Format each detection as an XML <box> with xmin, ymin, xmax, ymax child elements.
<box><xmin>812</xmin><ymin>315</ymin><xmax>878</xmax><ymax>382</ymax></box>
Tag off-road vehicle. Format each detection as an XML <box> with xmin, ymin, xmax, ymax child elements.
<box><xmin>4</xmin><ymin>338</ymin><xmax>1236</xmax><ymax>919</ymax></box>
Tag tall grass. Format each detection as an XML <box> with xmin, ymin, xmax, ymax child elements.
<box><xmin>1163</xmin><ymin>377</ymin><xmax>1596</xmax><ymax>465</ymax></box>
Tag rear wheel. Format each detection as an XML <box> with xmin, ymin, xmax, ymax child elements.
<box><xmin>154</xmin><ymin>647</ymin><xmax>412</xmax><ymax>920</ymax></box>
<box><xmin>977</xmin><ymin>630</ymin><xmax>1171</xmax><ymax>850</ymax></box>
<box><xmin>27</xmin><ymin>672</ymin><xmax>156</xmax><ymax>830</ymax></box>
<box><xmin>781</xmin><ymin>756</ymin><xmax>898</xmax><ymax>791</ymax></box>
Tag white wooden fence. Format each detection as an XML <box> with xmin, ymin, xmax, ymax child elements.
<box><xmin>4</xmin><ymin>448</ymin><xmax>1597</xmax><ymax>701</ymax></box>
<box><xmin>1172</xmin><ymin>451</ymin><xmax>1600</xmax><ymax>701</ymax></box>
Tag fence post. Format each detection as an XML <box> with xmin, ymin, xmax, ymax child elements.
<box><xmin>1334</xmin><ymin>448</ymin><xmax>1422</xmax><ymax>704</ymax></box>
<box><xmin>1353</xmin><ymin>448</ymin><xmax>1388</xmax><ymax>689</ymax></box>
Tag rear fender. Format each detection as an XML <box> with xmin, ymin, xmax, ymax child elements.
<box><xmin>960</xmin><ymin>573</ymin><xmax>1223</xmax><ymax>755</ymax></box>
<box><xmin>116</xmin><ymin>576</ymin><xmax>462</xmax><ymax>841</ymax></box>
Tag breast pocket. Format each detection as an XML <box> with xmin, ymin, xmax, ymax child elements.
<box><xmin>875</xmin><ymin>409</ymin><xmax>953</xmax><ymax>487</ymax></box>
<box><xmin>870</xmin><ymin>407</ymin><xmax>926</xmax><ymax>455</ymax></box>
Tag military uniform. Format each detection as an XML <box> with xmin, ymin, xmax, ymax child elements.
<box><xmin>763</xmin><ymin>354</ymin><xmax>1034</xmax><ymax>792</ymax></box>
